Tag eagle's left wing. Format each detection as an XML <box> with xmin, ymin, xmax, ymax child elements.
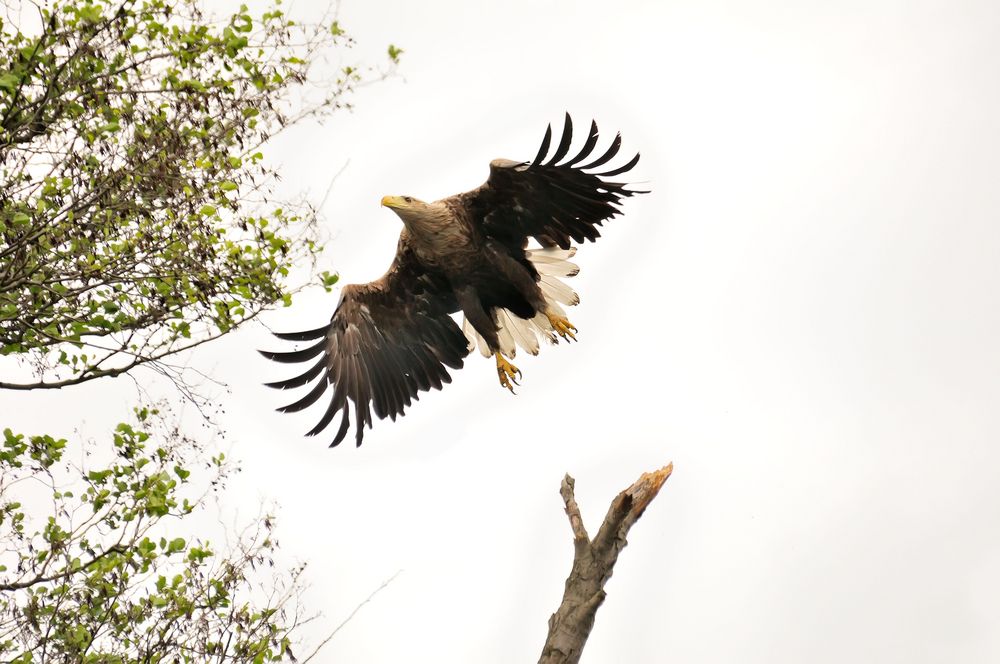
<box><xmin>260</xmin><ymin>235</ymin><xmax>469</xmax><ymax>447</ymax></box>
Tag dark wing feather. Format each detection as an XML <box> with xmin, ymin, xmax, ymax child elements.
<box><xmin>562</xmin><ymin>120</ymin><xmax>600</xmax><ymax>167</ymax></box>
<box><xmin>260</xmin><ymin>234</ymin><xmax>469</xmax><ymax>447</ymax></box>
<box><xmin>545</xmin><ymin>113</ymin><xmax>574</xmax><ymax>166</ymax></box>
<box><xmin>460</xmin><ymin>113</ymin><xmax>646</xmax><ymax>250</ymax></box>
<box><xmin>272</xmin><ymin>325</ymin><xmax>328</xmax><ymax>341</ymax></box>
<box><xmin>531</xmin><ymin>123</ymin><xmax>553</xmax><ymax>167</ymax></box>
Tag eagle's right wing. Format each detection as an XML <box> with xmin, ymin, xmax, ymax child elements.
<box><xmin>260</xmin><ymin>236</ymin><xmax>469</xmax><ymax>447</ymax></box>
<box><xmin>461</xmin><ymin>114</ymin><xmax>645</xmax><ymax>251</ymax></box>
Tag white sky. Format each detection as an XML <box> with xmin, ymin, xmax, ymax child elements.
<box><xmin>5</xmin><ymin>0</ymin><xmax>1000</xmax><ymax>661</ymax></box>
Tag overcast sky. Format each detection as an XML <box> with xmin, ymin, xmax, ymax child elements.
<box><xmin>6</xmin><ymin>0</ymin><xmax>1000</xmax><ymax>662</ymax></box>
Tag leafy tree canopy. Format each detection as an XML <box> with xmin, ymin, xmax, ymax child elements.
<box><xmin>0</xmin><ymin>0</ymin><xmax>390</xmax><ymax>390</ymax></box>
<box><xmin>0</xmin><ymin>0</ymin><xmax>401</xmax><ymax>659</ymax></box>
<box><xmin>0</xmin><ymin>406</ymin><xmax>308</xmax><ymax>662</ymax></box>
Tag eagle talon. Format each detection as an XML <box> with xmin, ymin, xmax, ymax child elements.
<box><xmin>495</xmin><ymin>353</ymin><xmax>521</xmax><ymax>393</ymax></box>
<box><xmin>547</xmin><ymin>313</ymin><xmax>578</xmax><ymax>341</ymax></box>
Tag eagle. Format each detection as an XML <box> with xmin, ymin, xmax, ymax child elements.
<box><xmin>261</xmin><ymin>114</ymin><xmax>645</xmax><ymax>446</ymax></box>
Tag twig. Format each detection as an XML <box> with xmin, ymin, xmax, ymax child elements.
<box><xmin>317</xmin><ymin>158</ymin><xmax>349</xmax><ymax>213</ymax></box>
<box><xmin>301</xmin><ymin>569</ymin><xmax>403</xmax><ymax>663</ymax></box>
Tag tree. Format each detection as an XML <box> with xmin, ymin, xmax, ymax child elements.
<box><xmin>0</xmin><ymin>0</ymin><xmax>397</xmax><ymax>391</ymax></box>
<box><xmin>0</xmin><ymin>0</ymin><xmax>397</xmax><ymax>660</ymax></box>
<box><xmin>0</xmin><ymin>406</ymin><xmax>309</xmax><ymax>662</ymax></box>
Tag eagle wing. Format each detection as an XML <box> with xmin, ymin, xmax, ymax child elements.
<box><xmin>462</xmin><ymin>113</ymin><xmax>645</xmax><ymax>250</ymax></box>
<box><xmin>260</xmin><ymin>234</ymin><xmax>469</xmax><ymax>447</ymax></box>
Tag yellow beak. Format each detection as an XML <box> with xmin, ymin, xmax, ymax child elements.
<box><xmin>381</xmin><ymin>195</ymin><xmax>403</xmax><ymax>209</ymax></box>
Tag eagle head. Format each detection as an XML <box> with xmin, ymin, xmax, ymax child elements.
<box><xmin>381</xmin><ymin>195</ymin><xmax>438</xmax><ymax>229</ymax></box>
<box><xmin>381</xmin><ymin>195</ymin><xmax>423</xmax><ymax>211</ymax></box>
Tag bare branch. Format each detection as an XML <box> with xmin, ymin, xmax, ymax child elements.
<box><xmin>538</xmin><ymin>463</ymin><xmax>674</xmax><ymax>664</ymax></box>
<box><xmin>301</xmin><ymin>569</ymin><xmax>402</xmax><ymax>663</ymax></box>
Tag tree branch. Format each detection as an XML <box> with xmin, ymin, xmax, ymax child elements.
<box><xmin>301</xmin><ymin>569</ymin><xmax>402</xmax><ymax>663</ymax></box>
<box><xmin>0</xmin><ymin>545</ymin><xmax>126</xmax><ymax>591</ymax></box>
<box><xmin>538</xmin><ymin>463</ymin><xmax>673</xmax><ymax>664</ymax></box>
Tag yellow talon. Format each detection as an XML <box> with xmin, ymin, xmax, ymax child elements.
<box><xmin>495</xmin><ymin>353</ymin><xmax>521</xmax><ymax>393</ymax></box>
<box><xmin>547</xmin><ymin>313</ymin><xmax>578</xmax><ymax>341</ymax></box>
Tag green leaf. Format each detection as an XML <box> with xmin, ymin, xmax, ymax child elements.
<box><xmin>87</xmin><ymin>470</ymin><xmax>112</xmax><ymax>483</ymax></box>
<box><xmin>0</xmin><ymin>73</ymin><xmax>19</xmax><ymax>94</ymax></box>
<box><xmin>178</xmin><ymin>79</ymin><xmax>207</xmax><ymax>92</ymax></box>
<box><xmin>79</xmin><ymin>4</ymin><xmax>103</xmax><ymax>23</ymax></box>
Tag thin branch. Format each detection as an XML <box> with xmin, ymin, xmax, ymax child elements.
<box><xmin>0</xmin><ymin>545</ymin><xmax>126</xmax><ymax>591</ymax></box>
<box><xmin>0</xmin><ymin>358</ymin><xmax>143</xmax><ymax>390</ymax></box>
<box><xmin>301</xmin><ymin>569</ymin><xmax>402</xmax><ymax>663</ymax></box>
<box><xmin>559</xmin><ymin>475</ymin><xmax>590</xmax><ymax>558</ymax></box>
<box><xmin>316</xmin><ymin>158</ymin><xmax>349</xmax><ymax>213</ymax></box>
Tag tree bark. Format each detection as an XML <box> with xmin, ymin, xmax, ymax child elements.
<box><xmin>538</xmin><ymin>463</ymin><xmax>673</xmax><ymax>664</ymax></box>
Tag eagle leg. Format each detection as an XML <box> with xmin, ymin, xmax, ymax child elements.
<box><xmin>547</xmin><ymin>313</ymin><xmax>578</xmax><ymax>342</ymax></box>
<box><xmin>495</xmin><ymin>353</ymin><xmax>521</xmax><ymax>393</ymax></box>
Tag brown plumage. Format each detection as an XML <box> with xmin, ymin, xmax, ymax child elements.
<box><xmin>261</xmin><ymin>114</ymin><xmax>646</xmax><ymax>446</ymax></box>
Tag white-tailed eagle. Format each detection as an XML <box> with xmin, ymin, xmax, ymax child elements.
<box><xmin>261</xmin><ymin>114</ymin><xmax>645</xmax><ymax>446</ymax></box>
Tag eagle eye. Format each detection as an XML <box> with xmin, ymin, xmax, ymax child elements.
<box><xmin>404</xmin><ymin>196</ymin><xmax>412</xmax><ymax>203</ymax></box>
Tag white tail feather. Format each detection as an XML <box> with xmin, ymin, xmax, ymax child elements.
<box><xmin>534</xmin><ymin>260</ymin><xmax>579</xmax><ymax>277</ymax></box>
<box><xmin>495</xmin><ymin>315</ymin><xmax>516</xmax><ymax>357</ymax></box>
<box><xmin>501</xmin><ymin>309</ymin><xmax>540</xmax><ymax>355</ymax></box>
<box><xmin>477</xmin><ymin>334</ymin><xmax>491</xmax><ymax>357</ymax></box>
<box><xmin>540</xmin><ymin>275</ymin><xmax>580</xmax><ymax>305</ymax></box>
<box><xmin>526</xmin><ymin>247</ymin><xmax>577</xmax><ymax>263</ymax></box>
<box><xmin>462</xmin><ymin>317</ymin><xmax>493</xmax><ymax>358</ymax></box>
<box><xmin>529</xmin><ymin>311</ymin><xmax>558</xmax><ymax>344</ymax></box>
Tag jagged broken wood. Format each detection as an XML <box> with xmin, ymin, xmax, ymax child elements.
<box><xmin>538</xmin><ymin>463</ymin><xmax>674</xmax><ymax>664</ymax></box>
